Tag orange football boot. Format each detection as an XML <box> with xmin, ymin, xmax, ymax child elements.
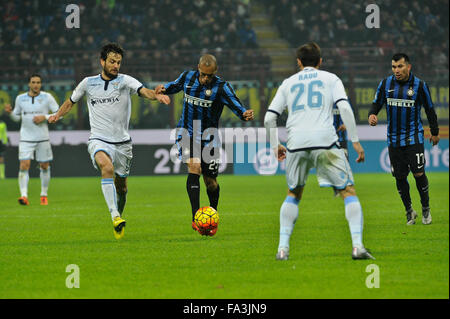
<box><xmin>18</xmin><ymin>196</ymin><xmax>29</xmax><ymax>205</ymax></box>
<box><xmin>40</xmin><ymin>196</ymin><xmax>48</xmax><ymax>205</ymax></box>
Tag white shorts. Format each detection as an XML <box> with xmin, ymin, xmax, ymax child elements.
<box><xmin>87</xmin><ymin>139</ymin><xmax>133</xmax><ymax>177</ymax></box>
<box><xmin>19</xmin><ymin>140</ymin><xmax>53</xmax><ymax>162</ymax></box>
<box><xmin>285</xmin><ymin>147</ymin><xmax>354</xmax><ymax>191</ymax></box>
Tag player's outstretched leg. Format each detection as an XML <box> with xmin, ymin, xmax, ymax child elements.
<box><xmin>413</xmin><ymin>173</ymin><xmax>432</xmax><ymax>225</ymax></box>
<box><xmin>39</xmin><ymin>164</ymin><xmax>50</xmax><ymax>205</ymax></box>
<box><xmin>276</xmin><ymin>194</ymin><xmax>300</xmax><ymax>261</ymax></box>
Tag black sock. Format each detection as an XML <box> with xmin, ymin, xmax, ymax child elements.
<box><xmin>414</xmin><ymin>173</ymin><xmax>429</xmax><ymax>209</ymax></box>
<box><xmin>117</xmin><ymin>190</ymin><xmax>127</xmax><ymax>215</ymax></box>
<box><xmin>395</xmin><ymin>178</ymin><xmax>412</xmax><ymax>211</ymax></box>
<box><xmin>207</xmin><ymin>184</ymin><xmax>220</xmax><ymax>211</ymax></box>
<box><xmin>187</xmin><ymin>173</ymin><xmax>200</xmax><ymax>220</ymax></box>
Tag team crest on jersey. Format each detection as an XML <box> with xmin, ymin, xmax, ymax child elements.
<box><xmin>407</xmin><ymin>88</ymin><xmax>414</xmax><ymax>97</ymax></box>
<box><xmin>205</xmin><ymin>89</ymin><xmax>212</xmax><ymax>97</ymax></box>
<box><xmin>112</xmin><ymin>82</ymin><xmax>119</xmax><ymax>89</ymax></box>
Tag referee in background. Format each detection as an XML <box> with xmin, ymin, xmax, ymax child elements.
<box><xmin>368</xmin><ymin>53</ymin><xmax>440</xmax><ymax>225</ymax></box>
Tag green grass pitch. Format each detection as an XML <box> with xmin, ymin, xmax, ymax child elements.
<box><xmin>0</xmin><ymin>172</ymin><xmax>448</xmax><ymax>299</ymax></box>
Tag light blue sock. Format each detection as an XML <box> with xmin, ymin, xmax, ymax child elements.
<box><xmin>40</xmin><ymin>167</ymin><xmax>50</xmax><ymax>196</ymax></box>
<box><xmin>18</xmin><ymin>169</ymin><xmax>29</xmax><ymax>197</ymax></box>
<box><xmin>278</xmin><ymin>196</ymin><xmax>300</xmax><ymax>250</ymax></box>
<box><xmin>344</xmin><ymin>196</ymin><xmax>364</xmax><ymax>248</ymax></box>
<box><xmin>101</xmin><ymin>178</ymin><xmax>120</xmax><ymax>220</ymax></box>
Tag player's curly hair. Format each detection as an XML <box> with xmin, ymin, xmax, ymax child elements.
<box><xmin>100</xmin><ymin>43</ymin><xmax>124</xmax><ymax>61</ymax></box>
<box><xmin>296</xmin><ymin>42</ymin><xmax>321</xmax><ymax>67</ymax></box>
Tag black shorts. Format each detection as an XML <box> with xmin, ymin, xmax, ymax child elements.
<box><xmin>388</xmin><ymin>143</ymin><xmax>425</xmax><ymax>179</ymax></box>
<box><xmin>176</xmin><ymin>136</ymin><xmax>220</xmax><ymax>178</ymax></box>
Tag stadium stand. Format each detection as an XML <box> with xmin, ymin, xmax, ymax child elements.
<box><xmin>260</xmin><ymin>0</ymin><xmax>448</xmax><ymax>77</ymax></box>
<box><xmin>0</xmin><ymin>0</ymin><xmax>270</xmax><ymax>82</ymax></box>
<box><xmin>0</xmin><ymin>0</ymin><xmax>448</xmax><ymax>130</ymax></box>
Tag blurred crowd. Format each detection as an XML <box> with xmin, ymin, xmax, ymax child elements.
<box><xmin>0</xmin><ymin>0</ymin><xmax>270</xmax><ymax>81</ymax></box>
<box><xmin>0</xmin><ymin>0</ymin><xmax>448</xmax><ymax>130</ymax></box>
<box><xmin>262</xmin><ymin>0</ymin><xmax>449</xmax><ymax>75</ymax></box>
<box><xmin>263</xmin><ymin>0</ymin><xmax>448</xmax><ymax>48</ymax></box>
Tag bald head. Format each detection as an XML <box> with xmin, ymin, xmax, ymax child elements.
<box><xmin>198</xmin><ymin>54</ymin><xmax>218</xmax><ymax>85</ymax></box>
<box><xmin>199</xmin><ymin>54</ymin><xmax>218</xmax><ymax>70</ymax></box>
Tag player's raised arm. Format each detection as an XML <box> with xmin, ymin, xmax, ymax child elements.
<box><xmin>49</xmin><ymin>77</ymin><xmax>89</xmax><ymax>124</ymax></box>
<box><xmin>48</xmin><ymin>99</ymin><xmax>73</xmax><ymax>123</ymax></box>
<box><xmin>5</xmin><ymin>97</ymin><xmax>22</xmax><ymax>122</ymax></box>
<box><xmin>138</xmin><ymin>87</ymin><xmax>170</xmax><ymax>105</ymax></box>
<box><xmin>155</xmin><ymin>71</ymin><xmax>189</xmax><ymax>96</ymax></box>
<box><xmin>220</xmin><ymin>82</ymin><xmax>254</xmax><ymax>121</ymax></box>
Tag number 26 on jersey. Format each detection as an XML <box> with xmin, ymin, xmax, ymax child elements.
<box><xmin>290</xmin><ymin>80</ymin><xmax>324</xmax><ymax>112</ymax></box>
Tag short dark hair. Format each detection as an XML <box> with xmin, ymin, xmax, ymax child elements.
<box><xmin>296</xmin><ymin>42</ymin><xmax>321</xmax><ymax>67</ymax></box>
<box><xmin>100</xmin><ymin>43</ymin><xmax>124</xmax><ymax>61</ymax></box>
<box><xmin>392</xmin><ymin>53</ymin><xmax>410</xmax><ymax>63</ymax></box>
<box><xmin>28</xmin><ymin>73</ymin><xmax>42</xmax><ymax>82</ymax></box>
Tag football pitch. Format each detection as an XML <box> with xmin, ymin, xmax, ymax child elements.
<box><xmin>0</xmin><ymin>172</ymin><xmax>448</xmax><ymax>299</ymax></box>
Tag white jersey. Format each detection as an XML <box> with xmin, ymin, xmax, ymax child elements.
<box><xmin>13</xmin><ymin>91</ymin><xmax>59</xmax><ymax>142</ymax></box>
<box><xmin>71</xmin><ymin>74</ymin><xmax>143</xmax><ymax>143</ymax></box>
<box><xmin>268</xmin><ymin>67</ymin><xmax>348</xmax><ymax>150</ymax></box>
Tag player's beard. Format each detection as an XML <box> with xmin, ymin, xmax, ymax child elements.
<box><xmin>30</xmin><ymin>87</ymin><xmax>41</xmax><ymax>96</ymax></box>
<box><xmin>103</xmin><ymin>66</ymin><xmax>118</xmax><ymax>80</ymax></box>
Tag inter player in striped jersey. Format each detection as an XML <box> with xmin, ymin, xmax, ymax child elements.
<box><xmin>5</xmin><ymin>74</ymin><xmax>59</xmax><ymax>205</ymax></box>
<box><xmin>49</xmin><ymin>43</ymin><xmax>170</xmax><ymax>239</ymax></box>
<box><xmin>369</xmin><ymin>53</ymin><xmax>440</xmax><ymax>225</ymax></box>
<box><xmin>154</xmin><ymin>54</ymin><xmax>254</xmax><ymax>235</ymax></box>
<box><xmin>264</xmin><ymin>42</ymin><xmax>373</xmax><ymax>260</ymax></box>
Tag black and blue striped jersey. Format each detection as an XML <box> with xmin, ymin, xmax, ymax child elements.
<box><xmin>333</xmin><ymin>101</ymin><xmax>351</xmax><ymax>148</ymax></box>
<box><xmin>370</xmin><ymin>73</ymin><xmax>439</xmax><ymax>147</ymax></box>
<box><xmin>163</xmin><ymin>70</ymin><xmax>248</xmax><ymax>140</ymax></box>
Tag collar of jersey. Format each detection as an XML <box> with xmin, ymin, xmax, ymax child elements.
<box><xmin>27</xmin><ymin>92</ymin><xmax>41</xmax><ymax>98</ymax></box>
<box><xmin>100</xmin><ymin>74</ymin><xmax>118</xmax><ymax>82</ymax></box>
<box><xmin>195</xmin><ymin>70</ymin><xmax>218</xmax><ymax>87</ymax></box>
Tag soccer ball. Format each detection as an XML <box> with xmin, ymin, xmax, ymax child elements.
<box><xmin>194</xmin><ymin>206</ymin><xmax>219</xmax><ymax>236</ymax></box>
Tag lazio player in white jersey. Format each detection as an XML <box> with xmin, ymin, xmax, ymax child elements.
<box><xmin>264</xmin><ymin>42</ymin><xmax>374</xmax><ymax>260</ymax></box>
<box><xmin>5</xmin><ymin>74</ymin><xmax>59</xmax><ymax>206</ymax></box>
<box><xmin>49</xmin><ymin>43</ymin><xmax>170</xmax><ymax>239</ymax></box>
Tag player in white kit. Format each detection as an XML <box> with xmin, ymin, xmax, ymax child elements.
<box><xmin>5</xmin><ymin>74</ymin><xmax>59</xmax><ymax>206</ymax></box>
<box><xmin>264</xmin><ymin>42</ymin><xmax>374</xmax><ymax>260</ymax></box>
<box><xmin>49</xmin><ymin>43</ymin><xmax>170</xmax><ymax>239</ymax></box>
